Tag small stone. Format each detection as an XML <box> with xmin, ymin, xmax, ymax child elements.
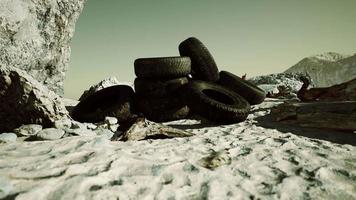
<box><xmin>105</xmin><ymin>117</ymin><xmax>118</xmax><ymax>125</ymax></box>
<box><xmin>14</xmin><ymin>124</ymin><xmax>42</xmax><ymax>136</ymax></box>
<box><xmin>71</xmin><ymin>121</ymin><xmax>97</xmax><ymax>130</ymax></box>
<box><xmin>109</xmin><ymin>124</ymin><xmax>119</xmax><ymax>132</ymax></box>
<box><xmin>94</xmin><ymin>129</ymin><xmax>114</xmax><ymax>140</ymax></box>
<box><xmin>65</xmin><ymin>128</ymin><xmax>97</xmax><ymax>137</ymax></box>
<box><xmin>54</xmin><ymin>118</ymin><xmax>72</xmax><ymax>129</ymax></box>
<box><xmin>86</xmin><ymin>123</ymin><xmax>97</xmax><ymax>130</ymax></box>
<box><xmin>96</xmin><ymin>124</ymin><xmax>109</xmax><ymax>130</ymax></box>
<box><xmin>36</xmin><ymin>128</ymin><xmax>65</xmax><ymax>140</ymax></box>
<box><xmin>0</xmin><ymin>133</ymin><xmax>17</xmax><ymax>143</ymax></box>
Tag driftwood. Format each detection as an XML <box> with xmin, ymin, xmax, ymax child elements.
<box><xmin>272</xmin><ymin>101</ymin><xmax>356</xmax><ymax>131</ymax></box>
<box><xmin>298</xmin><ymin>77</ymin><xmax>356</xmax><ymax>102</ymax></box>
<box><xmin>117</xmin><ymin>118</ymin><xmax>194</xmax><ymax>141</ymax></box>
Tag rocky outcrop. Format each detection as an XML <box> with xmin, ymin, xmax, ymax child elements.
<box><xmin>285</xmin><ymin>52</ymin><xmax>356</xmax><ymax>87</ymax></box>
<box><xmin>0</xmin><ymin>0</ymin><xmax>86</xmax><ymax>95</ymax></box>
<box><xmin>248</xmin><ymin>73</ymin><xmax>313</xmax><ymax>98</ymax></box>
<box><xmin>0</xmin><ymin>66</ymin><xmax>68</xmax><ymax>132</ymax></box>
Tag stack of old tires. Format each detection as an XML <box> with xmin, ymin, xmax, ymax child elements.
<box><xmin>134</xmin><ymin>37</ymin><xmax>266</xmax><ymax>124</ymax></box>
<box><xmin>133</xmin><ymin>57</ymin><xmax>192</xmax><ymax>122</ymax></box>
<box><xmin>71</xmin><ymin>37</ymin><xmax>265</xmax><ymax>125</ymax></box>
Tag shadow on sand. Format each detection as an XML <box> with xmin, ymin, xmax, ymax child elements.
<box><xmin>255</xmin><ymin>113</ymin><xmax>356</xmax><ymax>146</ymax></box>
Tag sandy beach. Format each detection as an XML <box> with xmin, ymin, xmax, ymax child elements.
<box><xmin>1</xmin><ymin>98</ymin><xmax>355</xmax><ymax>200</ymax></box>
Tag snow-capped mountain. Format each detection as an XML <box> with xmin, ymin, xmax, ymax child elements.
<box><xmin>285</xmin><ymin>52</ymin><xmax>356</xmax><ymax>87</ymax></box>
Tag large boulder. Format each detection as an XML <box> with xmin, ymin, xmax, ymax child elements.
<box><xmin>0</xmin><ymin>66</ymin><xmax>68</xmax><ymax>132</ymax></box>
<box><xmin>0</xmin><ymin>0</ymin><xmax>86</xmax><ymax>95</ymax></box>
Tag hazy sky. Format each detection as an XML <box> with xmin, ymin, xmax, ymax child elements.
<box><xmin>64</xmin><ymin>0</ymin><xmax>356</xmax><ymax>99</ymax></box>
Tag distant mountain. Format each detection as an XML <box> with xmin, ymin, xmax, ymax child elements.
<box><xmin>285</xmin><ymin>52</ymin><xmax>356</xmax><ymax>87</ymax></box>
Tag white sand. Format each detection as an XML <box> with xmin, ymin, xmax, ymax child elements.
<box><xmin>0</xmin><ymin>99</ymin><xmax>355</xmax><ymax>199</ymax></box>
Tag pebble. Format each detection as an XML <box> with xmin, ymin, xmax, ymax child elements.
<box><xmin>14</xmin><ymin>124</ymin><xmax>42</xmax><ymax>136</ymax></box>
<box><xmin>36</xmin><ymin>128</ymin><xmax>65</xmax><ymax>140</ymax></box>
<box><xmin>0</xmin><ymin>133</ymin><xmax>17</xmax><ymax>143</ymax></box>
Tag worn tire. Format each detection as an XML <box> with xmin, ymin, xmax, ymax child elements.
<box><xmin>72</xmin><ymin>85</ymin><xmax>135</xmax><ymax>123</ymax></box>
<box><xmin>183</xmin><ymin>81</ymin><xmax>250</xmax><ymax>124</ymax></box>
<box><xmin>134</xmin><ymin>77</ymin><xmax>189</xmax><ymax>97</ymax></box>
<box><xmin>179</xmin><ymin>37</ymin><xmax>219</xmax><ymax>81</ymax></box>
<box><xmin>135</xmin><ymin>96</ymin><xmax>190</xmax><ymax>122</ymax></box>
<box><xmin>218</xmin><ymin>71</ymin><xmax>266</xmax><ymax>105</ymax></box>
<box><xmin>134</xmin><ymin>56</ymin><xmax>191</xmax><ymax>78</ymax></box>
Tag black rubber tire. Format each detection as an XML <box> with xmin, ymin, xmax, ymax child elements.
<box><xmin>134</xmin><ymin>56</ymin><xmax>191</xmax><ymax>78</ymax></box>
<box><xmin>134</xmin><ymin>77</ymin><xmax>189</xmax><ymax>97</ymax></box>
<box><xmin>135</xmin><ymin>95</ymin><xmax>190</xmax><ymax>122</ymax></box>
<box><xmin>218</xmin><ymin>71</ymin><xmax>266</xmax><ymax>105</ymax></box>
<box><xmin>179</xmin><ymin>37</ymin><xmax>219</xmax><ymax>81</ymax></box>
<box><xmin>71</xmin><ymin>85</ymin><xmax>135</xmax><ymax>123</ymax></box>
<box><xmin>182</xmin><ymin>80</ymin><xmax>250</xmax><ymax>124</ymax></box>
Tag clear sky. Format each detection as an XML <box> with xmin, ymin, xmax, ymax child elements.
<box><xmin>64</xmin><ymin>0</ymin><xmax>356</xmax><ymax>99</ymax></box>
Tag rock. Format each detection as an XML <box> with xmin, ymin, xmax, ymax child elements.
<box><xmin>104</xmin><ymin>117</ymin><xmax>118</xmax><ymax>125</ymax></box>
<box><xmin>0</xmin><ymin>133</ymin><xmax>17</xmax><ymax>143</ymax></box>
<box><xmin>119</xmin><ymin>118</ymin><xmax>194</xmax><ymax>141</ymax></box>
<box><xmin>249</xmin><ymin>73</ymin><xmax>313</xmax><ymax>98</ymax></box>
<box><xmin>36</xmin><ymin>128</ymin><xmax>65</xmax><ymax>140</ymax></box>
<box><xmin>94</xmin><ymin>128</ymin><xmax>114</xmax><ymax>140</ymax></box>
<box><xmin>285</xmin><ymin>52</ymin><xmax>356</xmax><ymax>87</ymax></box>
<box><xmin>271</xmin><ymin>101</ymin><xmax>356</xmax><ymax>131</ymax></box>
<box><xmin>71</xmin><ymin>121</ymin><xmax>96</xmax><ymax>130</ymax></box>
<box><xmin>14</xmin><ymin>124</ymin><xmax>42</xmax><ymax>136</ymax></box>
<box><xmin>79</xmin><ymin>77</ymin><xmax>133</xmax><ymax>101</ymax></box>
<box><xmin>0</xmin><ymin>67</ymin><xmax>69</xmax><ymax>132</ymax></box>
<box><xmin>109</xmin><ymin>124</ymin><xmax>119</xmax><ymax>132</ymax></box>
<box><xmin>0</xmin><ymin>0</ymin><xmax>86</xmax><ymax>95</ymax></box>
<box><xmin>54</xmin><ymin>118</ymin><xmax>72</xmax><ymax>129</ymax></box>
<box><xmin>65</xmin><ymin>128</ymin><xmax>96</xmax><ymax>137</ymax></box>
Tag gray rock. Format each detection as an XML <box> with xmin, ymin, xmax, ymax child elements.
<box><xmin>109</xmin><ymin>124</ymin><xmax>119</xmax><ymax>132</ymax></box>
<box><xmin>71</xmin><ymin>121</ymin><xmax>97</xmax><ymax>130</ymax></box>
<box><xmin>0</xmin><ymin>67</ymin><xmax>68</xmax><ymax>132</ymax></box>
<box><xmin>104</xmin><ymin>117</ymin><xmax>118</xmax><ymax>125</ymax></box>
<box><xmin>14</xmin><ymin>124</ymin><xmax>42</xmax><ymax>136</ymax></box>
<box><xmin>0</xmin><ymin>0</ymin><xmax>86</xmax><ymax>95</ymax></box>
<box><xmin>78</xmin><ymin>77</ymin><xmax>133</xmax><ymax>101</ymax></box>
<box><xmin>65</xmin><ymin>128</ymin><xmax>96</xmax><ymax>137</ymax></box>
<box><xmin>249</xmin><ymin>73</ymin><xmax>313</xmax><ymax>96</ymax></box>
<box><xmin>54</xmin><ymin>118</ymin><xmax>72</xmax><ymax>129</ymax></box>
<box><xmin>94</xmin><ymin>128</ymin><xmax>114</xmax><ymax>140</ymax></box>
<box><xmin>0</xmin><ymin>133</ymin><xmax>17</xmax><ymax>143</ymax></box>
<box><xmin>36</xmin><ymin>128</ymin><xmax>65</xmax><ymax>140</ymax></box>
